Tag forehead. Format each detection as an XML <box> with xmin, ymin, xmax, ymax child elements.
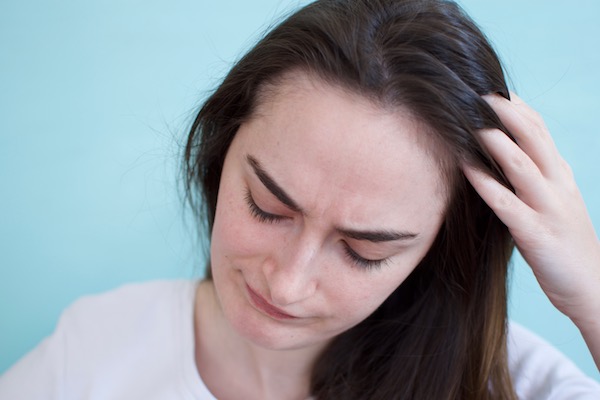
<box><xmin>234</xmin><ymin>72</ymin><xmax>449</xmax><ymax>227</ymax></box>
<box><xmin>253</xmin><ymin>72</ymin><xmax>451</xmax><ymax>169</ymax></box>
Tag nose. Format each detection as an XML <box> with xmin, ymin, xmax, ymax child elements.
<box><xmin>263</xmin><ymin>232</ymin><xmax>319</xmax><ymax>307</ymax></box>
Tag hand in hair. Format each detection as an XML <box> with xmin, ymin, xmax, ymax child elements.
<box><xmin>463</xmin><ymin>93</ymin><xmax>600</xmax><ymax>372</ymax></box>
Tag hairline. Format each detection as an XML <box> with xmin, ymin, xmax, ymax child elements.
<box><xmin>247</xmin><ymin>67</ymin><xmax>461</xmax><ymax>207</ymax></box>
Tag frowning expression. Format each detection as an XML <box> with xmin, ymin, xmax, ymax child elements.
<box><xmin>210</xmin><ymin>72</ymin><xmax>448</xmax><ymax>351</ymax></box>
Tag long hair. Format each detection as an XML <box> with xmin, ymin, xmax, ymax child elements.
<box><xmin>184</xmin><ymin>0</ymin><xmax>517</xmax><ymax>398</ymax></box>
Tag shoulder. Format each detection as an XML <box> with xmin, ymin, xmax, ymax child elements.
<box><xmin>0</xmin><ymin>280</ymin><xmax>202</xmax><ymax>399</ymax></box>
<box><xmin>507</xmin><ymin>321</ymin><xmax>600</xmax><ymax>399</ymax></box>
<box><xmin>60</xmin><ymin>279</ymin><xmax>198</xmax><ymax>356</ymax></box>
<box><xmin>60</xmin><ymin>280</ymin><xmax>200</xmax><ymax>397</ymax></box>
<box><xmin>65</xmin><ymin>279</ymin><xmax>197</xmax><ymax>323</ymax></box>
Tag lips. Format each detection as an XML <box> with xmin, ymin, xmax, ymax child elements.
<box><xmin>246</xmin><ymin>284</ymin><xmax>297</xmax><ymax>320</ymax></box>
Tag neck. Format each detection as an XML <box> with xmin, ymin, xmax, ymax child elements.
<box><xmin>194</xmin><ymin>280</ymin><xmax>325</xmax><ymax>400</ymax></box>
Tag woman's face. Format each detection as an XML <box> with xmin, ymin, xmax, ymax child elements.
<box><xmin>210</xmin><ymin>72</ymin><xmax>448</xmax><ymax>351</ymax></box>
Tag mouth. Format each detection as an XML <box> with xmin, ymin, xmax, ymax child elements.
<box><xmin>246</xmin><ymin>284</ymin><xmax>298</xmax><ymax>320</ymax></box>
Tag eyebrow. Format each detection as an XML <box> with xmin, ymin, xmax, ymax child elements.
<box><xmin>245</xmin><ymin>154</ymin><xmax>419</xmax><ymax>243</ymax></box>
<box><xmin>246</xmin><ymin>155</ymin><xmax>303</xmax><ymax>213</ymax></box>
<box><xmin>339</xmin><ymin>229</ymin><xmax>418</xmax><ymax>243</ymax></box>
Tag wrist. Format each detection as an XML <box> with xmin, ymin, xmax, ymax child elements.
<box><xmin>568</xmin><ymin>287</ymin><xmax>600</xmax><ymax>334</ymax></box>
<box><xmin>570</xmin><ymin>244</ymin><xmax>600</xmax><ymax>330</ymax></box>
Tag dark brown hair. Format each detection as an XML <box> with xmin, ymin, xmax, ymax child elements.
<box><xmin>184</xmin><ymin>0</ymin><xmax>517</xmax><ymax>398</ymax></box>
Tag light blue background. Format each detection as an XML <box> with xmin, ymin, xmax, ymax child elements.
<box><xmin>1</xmin><ymin>0</ymin><xmax>599</xmax><ymax>381</ymax></box>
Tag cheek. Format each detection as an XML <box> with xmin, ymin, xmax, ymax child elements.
<box><xmin>211</xmin><ymin>191</ymin><xmax>248</xmax><ymax>260</ymax></box>
<box><xmin>324</xmin><ymin>265</ymin><xmax>416</xmax><ymax>323</ymax></box>
<box><xmin>210</xmin><ymin>184</ymin><xmax>277</xmax><ymax>264</ymax></box>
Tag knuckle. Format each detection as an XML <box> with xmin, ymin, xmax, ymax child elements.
<box><xmin>561</xmin><ymin>158</ymin><xmax>574</xmax><ymax>177</ymax></box>
<box><xmin>529</xmin><ymin>109</ymin><xmax>545</xmax><ymax>126</ymax></box>
<box><xmin>494</xmin><ymin>190</ymin><xmax>515</xmax><ymax>210</ymax></box>
<box><xmin>520</xmin><ymin>111</ymin><xmax>550</xmax><ymax>143</ymax></box>
<box><xmin>509</xmin><ymin>150</ymin><xmax>532</xmax><ymax>172</ymax></box>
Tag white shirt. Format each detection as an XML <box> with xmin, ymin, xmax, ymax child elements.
<box><xmin>1</xmin><ymin>280</ymin><xmax>599</xmax><ymax>399</ymax></box>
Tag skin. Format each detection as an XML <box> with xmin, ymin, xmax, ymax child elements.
<box><xmin>195</xmin><ymin>72</ymin><xmax>448</xmax><ymax>399</ymax></box>
<box><xmin>463</xmin><ymin>93</ymin><xmax>600</xmax><ymax>371</ymax></box>
<box><xmin>194</xmin><ymin>74</ymin><xmax>600</xmax><ymax>399</ymax></box>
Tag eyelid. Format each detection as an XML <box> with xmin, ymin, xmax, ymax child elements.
<box><xmin>244</xmin><ymin>188</ymin><xmax>288</xmax><ymax>224</ymax></box>
<box><xmin>247</xmin><ymin>155</ymin><xmax>303</xmax><ymax>214</ymax></box>
<box><xmin>343</xmin><ymin>243</ymin><xmax>389</xmax><ymax>271</ymax></box>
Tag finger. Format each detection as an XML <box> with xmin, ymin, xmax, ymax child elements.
<box><xmin>462</xmin><ymin>163</ymin><xmax>536</xmax><ymax>232</ymax></box>
<box><xmin>477</xmin><ymin>128</ymin><xmax>550</xmax><ymax>210</ymax></box>
<box><xmin>483</xmin><ymin>94</ymin><xmax>562</xmax><ymax>180</ymax></box>
<box><xmin>508</xmin><ymin>93</ymin><xmax>575</xmax><ymax>182</ymax></box>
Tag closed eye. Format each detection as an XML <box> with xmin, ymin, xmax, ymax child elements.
<box><xmin>343</xmin><ymin>244</ymin><xmax>389</xmax><ymax>270</ymax></box>
<box><xmin>244</xmin><ymin>188</ymin><xmax>287</xmax><ymax>224</ymax></box>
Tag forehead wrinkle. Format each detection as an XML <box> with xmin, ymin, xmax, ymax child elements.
<box><xmin>243</xmin><ymin>70</ymin><xmax>451</xmax><ymax>226</ymax></box>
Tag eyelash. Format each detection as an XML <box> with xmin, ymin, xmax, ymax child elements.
<box><xmin>343</xmin><ymin>245</ymin><xmax>389</xmax><ymax>271</ymax></box>
<box><xmin>244</xmin><ymin>188</ymin><xmax>286</xmax><ymax>224</ymax></box>
<box><xmin>244</xmin><ymin>187</ymin><xmax>389</xmax><ymax>271</ymax></box>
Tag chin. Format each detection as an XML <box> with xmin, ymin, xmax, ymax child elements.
<box><xmin>230</xmin><ymin>300</ymin><xmax>339</xmax><ymax>354</ymax></box>
<box><xmin>226</xmin><ymin>301</ymin><xmax>310</xmax><ymax>350</ymax></box>
<box><xmin>213</xmin><ymin>265</ymin><xmax>336</xmax><ymax>351</ymax></box>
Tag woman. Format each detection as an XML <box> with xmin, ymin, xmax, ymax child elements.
<box><xmin>1</xmin><ymin>0</ymin><xmax>599</xmax><ymax>399</ymax></box>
